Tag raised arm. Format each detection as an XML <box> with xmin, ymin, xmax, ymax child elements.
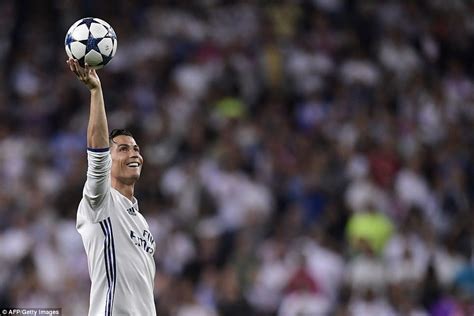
<box><xmin>67</xmin><ymin>58</ymin><xmax>108</xmax><ymax>148</ymax></box>
<box><xmin>68</xmin><ymin>58</ymin><xmax>111</xmax><ymax>218</ymax></box>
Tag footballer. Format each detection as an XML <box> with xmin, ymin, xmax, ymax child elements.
<box><xmin>68</xmin><ymin>58</ymin><xmax>156</xmax><ymax>316</ymax></box>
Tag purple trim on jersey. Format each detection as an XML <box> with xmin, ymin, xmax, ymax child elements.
<box><xmin>106</xmin><ymin>218</ymin><xmax>117</xmax><ymax>312</ymax></box>
<box><xmin>87</xmin><ymin>147</ymin><xmax>110</xmax><ymax>153</ymax></box>
<box><xmin>100</xmin><ymin>218</ymin><xmax>116</xmax><ymax>316</ymax></box>
<box><xmin>99</xmin><ymin>221</ymin><xmax>111</xmax><ymax>316</ymax></box>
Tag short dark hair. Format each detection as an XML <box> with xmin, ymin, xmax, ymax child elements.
<box><xmin>109</xmin><ymin>128</ymin><xmax>134</xmax><ymax>144</ymax></box>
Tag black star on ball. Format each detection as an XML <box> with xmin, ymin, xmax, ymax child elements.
<box><xmin>86</xmin><ymin>36</ymin><xmax>101</xmax><ymax>54</ymax></box>
<box><xmin>78</xmin><ymin>17</ymin><xmax>95</xmax><ymax>28</ymax></box>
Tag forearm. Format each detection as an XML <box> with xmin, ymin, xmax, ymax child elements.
<box><xmin>87</xmin><ymin>87</ymin><xmax>109</xmax><ymax>149</ymax></box>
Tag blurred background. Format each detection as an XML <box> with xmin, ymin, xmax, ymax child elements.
<box><xmin>1</xmin><ymin>0</ymin><xmax>474</xmax><ymax>315</ymax></box>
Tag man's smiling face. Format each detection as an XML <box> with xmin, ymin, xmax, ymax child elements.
<box><xmin>110</xmin><ymin>135</ymin><xmax>143</xmax><ymax>185</ymax></box>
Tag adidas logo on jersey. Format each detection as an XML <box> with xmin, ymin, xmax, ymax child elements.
<box><xmin>126</xmin><ymin>207</ymin><xmax>137</xmax><ymax>216</ymax></box>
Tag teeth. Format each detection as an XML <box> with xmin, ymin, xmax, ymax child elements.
<box><xmin>127</xmin><ymin>162</ymin><xmax>139</xmax><ymax>167</ymax></box>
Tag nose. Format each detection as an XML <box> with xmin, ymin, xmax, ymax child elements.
<box><xmin>130</xmin><ymin>152</ymin><xmax>142</xmax><ymax>161</ymax></box>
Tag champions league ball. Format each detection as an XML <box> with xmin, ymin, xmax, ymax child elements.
<box><xmin>65</xmin><ymin>17</ymin><xmax>117</xmax><ymax>69</ymax></box>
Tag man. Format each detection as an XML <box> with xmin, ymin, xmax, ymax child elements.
<box><xmin>67</xmin><ymin>58</ymin><xmax>156</xmax><ymax>315</ymax></box>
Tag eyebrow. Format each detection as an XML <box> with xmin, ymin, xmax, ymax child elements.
<box><xmin>112</xmin><ymin>140</ymin><xmax>140</xmax><ymax>150</ymax></box>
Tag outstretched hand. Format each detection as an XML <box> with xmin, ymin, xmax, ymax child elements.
<box><xmin>67</xmin><ymin>58</ymin><xmax>101</xmax><ymax>91</ymax></box>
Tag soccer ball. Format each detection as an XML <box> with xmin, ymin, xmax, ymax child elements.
<box><xmin>65</xmin><ymin>17</ymin><xmax>117</xmax><ymax>69</ymax></box>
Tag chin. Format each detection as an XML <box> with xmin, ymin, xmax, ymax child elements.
<box><xmin>122</xmin><ymin>172</ymin><xmax>141</xmax><ymax>184</ymax></box>
<box><xmin>121</xmin><ymin>176</ymin><xmax>140</xmax><ymax>186</ymax></box>
<box><xmin>130</xmin><ymin>173</ymin><xmax>141</xmax><ymax>181</ymax></box>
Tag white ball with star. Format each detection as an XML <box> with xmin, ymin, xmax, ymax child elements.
<box><xmin>65</xmin><ymin>17</ymin><xmax>117</xmax><ymax>69</ymax></box>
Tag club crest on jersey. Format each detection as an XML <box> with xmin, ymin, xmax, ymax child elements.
<box><xmin>126</xmin><ymin>207</ymin><xmax>137</xmax><ymax>216</ymax></box>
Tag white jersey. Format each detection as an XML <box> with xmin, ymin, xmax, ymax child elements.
<box><xmin>76</xmin><ymin>148</ymin><xmax>156</xmax><ymax>316</ymax></box>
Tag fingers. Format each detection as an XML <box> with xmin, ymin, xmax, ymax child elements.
<box><xmin>67</xmin><ymin>59</ymin><xmax>90</xmax><ymax>81</ymax></box>
<box><xmin>66</xmin><ymin>58</ymin><xmax>100</xmax><ymax>90</ymax></box>
<box><xmin>85</xmin><ymin>63</ymin><xmax>94</xmax><ymax>77</ymax></box>
<box><xmin>74</xmin><ymin>62</ymin><xmax>84</xmax><ymax>80</ymax></box>
<box><xmin>67</xmin><ymin>58</ymin><xmax>76</xmax><ymax>73</ymax></box>
<box><xmin>67</xmin><ymin>58</ymin><xmax>81</xmax><ymax>77</ymax></box>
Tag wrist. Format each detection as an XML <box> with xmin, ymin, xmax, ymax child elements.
<box><xmin>90</xmin><ymin>85</ymin><xmax>102</xmax><ymax>93</ymax></box>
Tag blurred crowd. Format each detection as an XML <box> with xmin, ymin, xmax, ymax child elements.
<box><xmin>1</xmin><ymin>0</ymin><xmax>474</xmax><ymax>315</ymax></box>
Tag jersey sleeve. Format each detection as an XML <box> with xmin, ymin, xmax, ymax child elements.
<box><xmin>79</xmin><ymin>147</ymin><xmax>112</xmax><ymax>222</ymax></box>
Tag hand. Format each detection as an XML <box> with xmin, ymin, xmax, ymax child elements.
<box><xmin>67</xmin><ymin>58</ymin><xmax>101</xmax><ymax>91</ymax></box>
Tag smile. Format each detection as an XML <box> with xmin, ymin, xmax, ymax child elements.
<box><xmin>126</xmin><ymin>162</ymin><xmax>140</xmax><ymax>168</ymax></box>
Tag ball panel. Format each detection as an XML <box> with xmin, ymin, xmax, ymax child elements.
<box><xmin>92</xmin><ymin>18</ymin><xmax>111</xmax><ymax>29</ymax></box>
<box><xmin>71</xmin><ymin>24</ymin><xmax>89</xmax><ymax>41</ymax></box>
<box><xmin>65</xmin><ymin>44</ymin><xmax>73</xmax><ymax>59</ymax></box>
<box><xmin>85</xmin><ymin>49</ymin><xmax>103</xmax><ymax>67</ymax></box>
<box><xmin>70</xmin><ymin>42</ymin><xmax>87</xmax><ymax>59</ymax></box>
<box><xmin>97</xmin><ymin>38</ymin><xmax>113</xmax><ymax>56</ymax></box>
<box><xmin>65</xmin><ymin>19</ymin><xmax>83</xmax><ymax>39</ymax></box>
<box><xmin>111</xmin><ymin>38</ymin><xmax>118</xmax><ymax>57</ymax></box>
<box><xmin>89</xmin><ymin>22</ymin><xmax>108</xmax><ymax>38</ymax></box>
<box><xmin>108</xmin><ymin>28</ymin><xmax>117</xmax><ymax>39</ymax></box>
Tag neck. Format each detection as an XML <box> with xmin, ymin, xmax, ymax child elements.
<box><xmin>112</xmin><ymin>178</ymin><xmax>135</xmax><ymax>201</ymax></box>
